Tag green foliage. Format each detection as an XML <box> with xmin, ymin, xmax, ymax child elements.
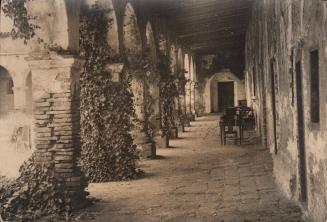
<box><xmin>0</xmin><ymin>155</ymin><xmax>71</xmax><ymax>221</ymax></box>
<box><xmin>1</xmin><ymin>0</ymin><xmax>39</xmax><ymax>44</ymax></box>
<box><xmin>159</xmin><ymin>55</ymin><xmax>179</xmax><ymax>136</ymax></box>
<box><xmin>79</xmin><ymin>4</ymin><xmax>140</xmax><ymax>182</ymax></box>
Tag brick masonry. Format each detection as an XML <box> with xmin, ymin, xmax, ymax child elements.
<box><xmin>28</xmin><ymin>55</ymin><xmax>86</xmax><ymax>209</ymax></box>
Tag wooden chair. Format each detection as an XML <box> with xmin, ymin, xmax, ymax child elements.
<box><xmin>220</xmin><ymin>115</ymin><xmax>238</xmax><ymax>145</ymax></box>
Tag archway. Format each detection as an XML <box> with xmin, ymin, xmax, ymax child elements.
<box><xmin>0</xmin><ymin>66</ymin><xmax>33</xmax><ymax>179</ymax></box>
<box><xmin>0</xmin><ymin>66</ymin><xmax>14</xmax><ymax>117</ymax></box>
<box><xmin>204</xmin><ymin>69</ymin><xmax>246</xmax><ymax>113</ymax></box>
<box><xmin>184</xmin><ymin>54</ymin><xmax>191</xmax><ymax>116</ymax></box>
<box><xmin>123</xmin><ymin>4</ymin><xmax>153</xmax><ymax>157</ymax></box>
<box><xmin>104</xmin><ymin>0</ymin><xmax>119</xmax><ymax>55</ymax></box>
<box><xmin>145</xmin><ymin>21</ymin><xmax>160</xmax><ymax>154</ymax></box>
<box><xmin>123</xmin><ymin>3</ymin><xmax>142</xmax><ymax>64</ymax></box>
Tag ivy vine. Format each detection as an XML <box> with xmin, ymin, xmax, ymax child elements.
<box><xmin>1</xmin><ymin>0</ymin><xmax>39</xmax><ymax>44</ymax></box>
<box><xmin>79</xmin><ymin>3</ymin><xmax>140</xmax><ymax>182</ymax></box>
<box><xmin>159</xmin><ymin>55</ymin><xmax>179</xmax><ymax>136</ymax></box>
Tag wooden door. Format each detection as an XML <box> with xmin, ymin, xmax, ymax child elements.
<box><xmin>218</xmin><ymin>81</ymin><xmax>234</xmax><ymax>112</ymax></box>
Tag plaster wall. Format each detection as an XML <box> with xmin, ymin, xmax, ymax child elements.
<box><xmin>246</xmin><ymin>0</ymin><xmax>327</xmax><ymax>221</ymax></box>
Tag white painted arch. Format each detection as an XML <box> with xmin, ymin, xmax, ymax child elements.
<box><xmin>204</xmin><ymin>69</ymin><xmax>246</xmax><ymax>113</ymax></box>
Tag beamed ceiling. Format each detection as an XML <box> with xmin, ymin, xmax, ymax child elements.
<box><xmin>152</xmin><ymin>0</ymin><xmax>254</xmax><ymax>55</ymax></box>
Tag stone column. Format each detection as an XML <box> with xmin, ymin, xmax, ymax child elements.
<box><xmin>185</xmin><ymin>81</ymin><xmax>195</xmax><ymax>121</ymax></box>
<box><xmin>190</xmin><ymin>81</ymin><xmax>196</xmax><ymax>116</ymax></box>
<box><xmin>28</xmin><ymin>54</ymin><xmax>86</xmax><ymax>209</ymax></box>
<box><xmin>147</xmin><ymin>76</ymin><xmax>160</xmax><ymax>156</ymax></box>
<box><xmin>131</xmin><ymin>77</ymin><xmax>154</xmax><ymax>158</ymax></box>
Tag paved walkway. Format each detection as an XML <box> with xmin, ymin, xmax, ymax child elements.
<box><xmin>83</xmin><ymin>115</ymin><xmax>303</xmax><ymax>222</ymax></box>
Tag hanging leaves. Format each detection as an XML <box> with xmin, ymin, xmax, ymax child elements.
<box><xmin>79</xmin><ymin>3</ymin><xmax>140</xmax><ymax>182</ymax></box>
<box><xmin>1</xmin><ymin>0</ymin><xmax>39</xmax><ymax>44</ymax></box>
<box><xmin>0</xmin><ymin>155</ymin><xmax>71</xmax><ymax>221</ymax></box>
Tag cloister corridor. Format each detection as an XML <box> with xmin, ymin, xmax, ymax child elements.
<box><xmin>82</xmin><ymin>115</ymin><xmax>303</xmax><ymax>222</ymax></box>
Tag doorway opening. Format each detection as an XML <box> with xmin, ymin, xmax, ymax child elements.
<box><xmin>295</xmin><ymin>61</ymin><xmax>308</xmax><ymax>203</ymax></box>
<box><xmin>218</xmin><ymin>81</ymin><xmax>234</xmax><ymax>112</ymax></box>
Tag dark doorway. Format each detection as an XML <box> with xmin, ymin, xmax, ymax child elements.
<box><xmin>295</xmin><ymin>61</ymin><xmax>308</xmax><ymax>203</ymax></box>
<box><xmin>270</xmin><ymin>60</ymin><xmax>278</xmax><ymax>155</ymax></box>
<box><xmin>218</xmin><ymin>81</ymin><xmax>234</xmax><ymax>112</ymax></box>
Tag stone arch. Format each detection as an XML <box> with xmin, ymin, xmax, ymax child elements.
<box><xmin>0</xmin><ymin>66</ymin><xmax>14</xmax><ymax>117</ymax></box>
<box><xmin>204</xmin><ymin>69</ymin><xmax>246</xmax><ymax>113</ymax></box>
<box><xmin>123</xmin><ymin>3</ymin><xmax>142</xmax><ymax>63</ymax></box>
<box><xmin>102</xmin><ymin>0</ymin><xmax>119</xmax><ymax>55</ymax></box>
<box><xmin>145</xmin><ymin>22</ymin><xmax>157</xmax><ymax>65</ymax></box>
<box><xmin>190</xmin><ymin>56</ymin><xmax>194</xmax><ymax>81</ymax></box>
<box><xmin>27</xmin><ymin>0</ymin><xmax>80</xmax><ymax>52</ymax></box>
<box><xmin>184</xmin><ymin>54</ymin><xmax>190</xmax><ymax>79</ymax></box>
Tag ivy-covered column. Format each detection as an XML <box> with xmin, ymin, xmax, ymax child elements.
<box><xmin>28</xmin><ymin>54</ymin><xmax>86</xmax><ymax>209</ymax></box>
<box><xmin>180</xmin><ymin>79</ymin><xmax>190</xmax><ymax>127</ymax></box>
<box><xmin>185</xmin><ymin>81</ymin><xmax>194</xmax><ymax>121</ymax></box>
<box><xmin>145</xmin><ymin>68</ymin><xmax>160</xmax><ymax>157</ymax></box>
<box><xmin>131</xmin><ymin>75</ymin><xmax>154</xmax><ymax>158</ymax></box>
<box><xmin>190</xmin><ymin>81</ymin><xmax>196</xmax><ymax>116</ymax></box>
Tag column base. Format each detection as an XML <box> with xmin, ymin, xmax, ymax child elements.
<box><xmin>155</xmin><ymin>135</ymin><xmax>169</xmax><ymax>148</ymax></box>
<box><xmin>169</xmin><ymin>127</ymin><xmax>178</xmax><ymax>139</ymax></box>
<box><xmin>178</xmin><ymin>124</ymin><xmax>185</xmax><ymax>133</ymax></box>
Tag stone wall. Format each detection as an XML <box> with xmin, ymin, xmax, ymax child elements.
<box><xmin>245</xmin><ymin>0</ymin><xmax>327</xmax><ymax>221</ymax></box>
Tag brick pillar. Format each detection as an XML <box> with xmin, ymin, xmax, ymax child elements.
<box><xmin>28</xmin><ymin>54</ymin><xmax>86</xmax><ymax>209</ymax></box>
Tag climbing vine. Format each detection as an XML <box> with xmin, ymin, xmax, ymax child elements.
<box><xmin>0</xmin><ymin>155</ymin><xmax>71</xmax><ymax>221</ymax></box>
<box><xmin>159</xmin><ymin>55</ymin><xmax>179</xmax><ymax>136</ymax></box>
<box><xmin>1</xmin><ymin>0</ymin><xmax>39</xmax><ymax>44</ymax></box>
<box><xmin>79</xmin><ymin>3</ymin><xmax>140</xmax><ymax>182</ymax></box>
<box><xmin>0</xmin><ymin>1</ymin><xmax>72</xmax><ymax>221</ymax></box>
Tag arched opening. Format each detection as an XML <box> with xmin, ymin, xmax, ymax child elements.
<box><xmin>123</xmin><ymin>3</ymin><xmax>142</xmax><ymax>63</ymax></box>
<box><xmin>169</xmin><ymin>44</ymin><xmax>177</xmax><ymax>74</ymax></box>
<box><xmin>0</xmin><ymin>66</ymin><xmax>33</xmax><ymax>179</ymax></box>
<box><xmin>145</xmin><ymin>22</ymin><xmax>157</xmax><ymax>65</ymax></box>
<box><xmin>0</xmin><ymin>66</ymin><xmax>15</xmax><ymax>118</ymax></box>
<box><xmin>184</xmin><ymin>54</ymin><xmax>191</xmax><ymax>114</ymax></box>
<box><xmin>184</xmin><ymin>54</ymin><xmax>190</xmax><ymax>79</ymax></box>
<box><xmin>204</xmin><ymin>69</ymin><xmax>246</xmax><ymax>113</ymax></box>
<box><xmin>104</xmin><ymin>0</ymin><xmax>119</xmax><ymax>55</ymax></box>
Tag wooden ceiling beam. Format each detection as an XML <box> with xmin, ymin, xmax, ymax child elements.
<box><xmin>169</xmin><ymin>12</ymin><xmax>251</xmax><ymax>29</ymax></box>
<box><xmin>177</xmin><ymin>26</ymin><xmax>247</xmax><ymax>39</ymax></box>
<box><xmin>167</xmin><ymin>3</ymin><xmax>252</xmax><ymax>21</ymax></box>
<box><xmin>190</xmin><ymin>41</ymin><xmax>245</xmax><ymax>50</ymax></box>
<box><xmin>172</xmin><ymin>19</ymin><xmax>250</xmax><ymax>36</ymax></box>
<box><xmin>166</xmin><ymin>0</ymin><xmax>253</xmax><ymax>14</ymax></box>
<box><xmin>185</xmin><ymin>34</ymin><xmax>245</xmax><ymax>45</ymax></box>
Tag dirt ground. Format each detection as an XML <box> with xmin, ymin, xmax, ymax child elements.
<box><xmin>80</xmin><ymin>115</ymin><xmax>303</xmax><ymax>222</ymax></box>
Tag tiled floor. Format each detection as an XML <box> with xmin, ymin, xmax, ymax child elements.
<box><xmin>83</xmin><ymin>115</ymin><xmax>303</xmax><ymax>222</ymax></box>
